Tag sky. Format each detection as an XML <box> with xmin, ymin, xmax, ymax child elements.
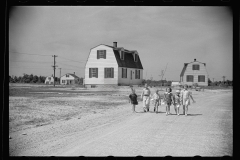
<box><xmin>9</xmin><ymin>6</ymin><xmax>232</xmax><ymax>81</ymax></box>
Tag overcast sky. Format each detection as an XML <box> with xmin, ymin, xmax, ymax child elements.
<box><xmin>9</xmin><ymin>6</ymin><xmax>232</xmax><ymax>81</ymax></box>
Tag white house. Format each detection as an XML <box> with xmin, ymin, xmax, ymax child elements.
<box><xmin>84</xmin><ymin>42</ymin><xmax>144</xmax><ymax>87</ymax></box>
<box><xmin>60</xmin><ymin>73</ymin><xmax>80</xmax><ymax>85</ymax></box>
<box><xmin>180</xmin><ymin>59</ymin><xmax>208</xmax><ymax>86</ymax></box>
<box><xmin>171</xmin><ymin>81</ymin><xmax>181</xmax><ymax>87</ymax></box>
<box><xmin>45</xmin><ymin>76</ymin><xmax>54</xmax><ymax>85</ymax></box>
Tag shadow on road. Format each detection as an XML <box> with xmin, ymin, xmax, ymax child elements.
<box><xmin>135</xmin><ymin>111</ymin><xmax>167</xmax><ymax>114</ymax></box>
<box><xmin>134</xmin><ymin>112</ymin><xmax>202</xmax><ymax>116</ymax></box>
<box><xmin>186</xmin><ymin>114</ymin><xmax>202</xmax><ymax>116</ymax></box>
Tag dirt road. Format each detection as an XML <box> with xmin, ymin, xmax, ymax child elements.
<box><xmin>9</xmin><ymin>90</ymin><xmax>232</xmax><ymax>156</ymax></box>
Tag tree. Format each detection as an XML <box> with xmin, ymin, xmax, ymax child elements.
<box><xmin>18</xmin><ymin>76</ymin><xmax>22</xmax><ymax>83</ymax></box>
<box><xmin>9</xmin><ymin>76</ymin><xmax>12</xmax><ymax>82</ymax></box>
<box><xmin>14</xmin><ymin>76</ymin><xmax>18</xmax><ymax>83</ymax></box>
<box><xmin>37</xmin><ymin>76</ymin><xmax>41</xmax><ymax>83</ymax></box>
<box><xmin>29</xmin><ymin>74</ymin><xmax>34</xmax><ymax>83</ymax></box>
<box><xmin>167</xmin><ymin>81</ymin><xmax>172</xmax><ymax>86</ymax></box>
<box><xmin>32</xmin><ymin>75</ymin><xmax>38</xmax><ymax>83</ymax></box>
<box><xmin>208</xmin><ymin>78</ymin><xmax>212</xmax><ymax>86</ymax></box>
<box><xmin>41</xmin><ymin>76</ymin><xmax>46</xmax><ymax>83</ymax></box>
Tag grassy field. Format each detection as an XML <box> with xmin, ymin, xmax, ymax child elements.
<box><xmin>9</xmin><ymin>84</ymin><xmax>129</xmax><ymax>132</ymax></box>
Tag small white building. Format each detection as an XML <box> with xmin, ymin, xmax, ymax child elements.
<box><xmin>84</xmin><ymin>42</ymin><xmax>144</xmax><ymax>87</ymax></box>
<box><xmin>45</xmin><ymin>76</ymin><xmax>54</xmax><ymax>85</ymax></box>
<box><xmin>60</xmin><ymin>73</ymin><xmax>80</xmax><ymax>85</ymax></box>
<box><xmin>180</xmin><ymin>59</ymin><xmax>208</xmax><ymax>86</ymax></box>
<box><xmin>171</xmin><ymin>81</ymin><xmax>181</xmax><ymax>87</ymax></box>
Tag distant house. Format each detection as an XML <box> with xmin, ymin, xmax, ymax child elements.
<box><xmin>84</xmin><ymin>42</ymin><xmax>144</xmax><ymax>87</ymax></box>
<box><xmin>45</xmin><ymin>76</ymin><xmax>54</xmax><ymax>85</ymax></box>
<box><xmin>60</xmin><ymin>73</ymin><xmax>80</xmax><ymax>85</ymax></box>
<box><xmin>180</xmin><ymin>59</ymin><xmax>208</xmax><ymax>86</ymax></box>
<box><xmin>171</xmin><ymin>81</ymin><xmax>181</xmax><ymax>87</ymax></box>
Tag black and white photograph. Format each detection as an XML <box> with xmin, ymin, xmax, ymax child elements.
<box><xmin>9</xmin><ymin>6</ymin><xmax>232</xmax><ymax>156</ymax></box>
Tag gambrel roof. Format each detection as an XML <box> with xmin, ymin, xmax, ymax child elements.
<box><xmin>180</xmin><ymin>63</ymin><xmax>188</xmax><ymax>77</ymax></box>
<box><xmin>103</xmin><ymin>44</ymin><xmax>143</xmax><ymax>69</ymax></box>
<box><xmin>180</xmin><ymin>60</ymin><xmax>206</xmax><ymax>77</ymax></box>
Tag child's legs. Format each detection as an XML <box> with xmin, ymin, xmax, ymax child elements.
<box><xmin>132</xmin><ymin>104</ymin><xmax>135</xmax><ymax>111</ymax></box>
<box><xmin>183</xmin><ymin>105</ymin><xmax>185</xmax><ymax>114</ymax></box>
<box><xmin>154</xmin><ymin>101</ymin><xmax>157</xmax><ymax>109</ymax></box>
<box><xmin>185</xmin><ymin>104</ymin><xmax>188</xmax><ymax>114</ymax></box>
<box><xmin>174</xmin><ymin>105</ymin><xmax>177</xmax><ymax>113</ymax></box>
<box><xmin>143</xmin><ymin>97</ymin><xmax>147</xmax><ymax>111</ymax></box>
<box><xmin>177</xmin><ymin>105</ymin><xmax>180</xmax><ymax>114</ymax></box>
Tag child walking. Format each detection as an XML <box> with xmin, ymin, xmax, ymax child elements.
<box><xmin>129</xmin><ymin>88</ymin><xmax>138</xmax><ymax>113</ymax></box>
<box><xmin>181</xmin><ymin>84</ymin><xmax>196</xmax><ymax>116</ymax></box>
<box><xmin>173</xmin><ymin>90</ymin><xmax>181</xmax><ymax>116</ymax></box>
<box><xmin>152</xmin><ymin>89</ymin><xmax>161</xmax><ymax>113</ymax></box>
<box><xmin>164</xmin><ymin>87</ymin><xmax>174</xmax><ymax>116</ymax></box>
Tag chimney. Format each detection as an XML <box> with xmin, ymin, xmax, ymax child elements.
<box><xmin>74</xmin><ymin>72</ymin><xmax>75</xmax><ymax>75</ymax></box>
<box><xmin>194</xmin><ymin>59</ymin><xmax>196</xmax><ymax>62</ymax></box>
<box><xmin>113</xmin><ymin>42</ymin><xmax>117</xmax><ymax>48</ymax></box>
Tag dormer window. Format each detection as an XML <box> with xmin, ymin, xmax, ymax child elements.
<box><xmin>97</xmin><ymin>50</ymin><xmax>106</xmax><ymax>59</ymax></box>
<box><xmin>192</xmin><ymin>64</ymin><xmax>199</xmax><ymax>70</ymax></box>
<box><xmin>134</xmin><ymin>53</ymin><xmax>138</xmax><ymax>62</ymax></box>
<box><xmin>120</xmin><ymin>51</ymin><xmax>124</xmax><ymax>60</ymax></box>
<box><xmin>66</xmin><ymin>74</ymin><xmax>69</xmax><ymax>77</ymax></box>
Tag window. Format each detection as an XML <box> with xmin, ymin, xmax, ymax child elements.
<box><xmin>192</xmin><ymin>65</ymin><xmax>200</xmax><ymax>70</ymax></box>
<box><xmin>122</xmin><ymin>68</ymin><xmax>127</xmax><ymax>78</ymax></box>
<box><xmin>186</xmin><ymin>75</ymin><xmax>194</xmax><ymax>82</ymax></box>
<box><xmin>66</xmin><ymin>74</ymin><xmax>69</xmax><ymax>77</ymax></box>
<box><xmin>135</xmin><ymin>70</ymin><xmax>140</xmax><ymax>79</ymax></box>
<box><xmin>198</xmin><ymin>75</ymin><xmax>205</xmax><ymax>82</ymax></box>
<box><xmin>89</xmin><ymin>68</ymin><xmax>98</xmax><ymax>78</ymax></box>
<box><xmin>120</xmin><ymin>51</ymin><xmax>124</xmax><ymax>60</ymax></box>
<box><xmin>48</xmin><ymin>77</ymin><xmax>51</xmax><ymax>80</ymax></box>
<box><xmin>97</xmin><ymin>50</ymin><xmax>106</xmax><ymax>59</ymax></box>
<box><xmin>134</xmin><ymin>54</ymin><xmax>138</xmax><ymax>62</ymax></box>
<box><xmin>62</xmin><ymin>80</ymin><xmax>65</xmax><ymax>83</ymax></box>
<box><xmin>104</xmin><ymin>68</ymin><xmax>114</xmax><ymax>78</ymax></box>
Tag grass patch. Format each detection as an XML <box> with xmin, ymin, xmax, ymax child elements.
<box><xmin>9</xmin><ymin>93</ymin><xmax>128</xmax><ymax>132</ymax></box>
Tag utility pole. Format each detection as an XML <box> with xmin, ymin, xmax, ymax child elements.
<box><xmin>52</xmin><ymin>55</ymin><xmax>58</xmax><ymax>87</ymax></box>
<box><xmin>59</xmin><ymin>68</ymin><xmax>61</xmax><ymax>84</ymax></box>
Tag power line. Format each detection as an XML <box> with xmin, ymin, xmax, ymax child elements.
<box><xmin>9</xmin><ymin>60</ymin><xmax>52</xmax><ymax>63</ymax></box>
<box><xmin>9</xmin><ymin>51</ymin><xmax>51</xmax><ymax>57</ymax></box>
<box><xmin>58</xmin><ymin>56</ymin><xmax>86</xmax><ymax>63</ymax></box>
<box><xmin>9</xmin><ymin>66</ymin><xmax>50</xmax><ymax>69</ymax></box>
<box><xmin>57</xmin><ymin>62</ymin><xmax>84</xmax><ymax>68</ymax></box>
<box><xmin>61</xmin><ymin>68</ymin><xmax>84</xmax><ymax>70</ymax></box>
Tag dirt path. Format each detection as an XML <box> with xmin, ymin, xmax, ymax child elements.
<box><xmin>9</xmin><ymin>90</ymin><xmax>232</xmax><ymax>156</ymax></box>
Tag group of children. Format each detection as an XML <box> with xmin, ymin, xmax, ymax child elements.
<box><xmin>129</xmin><ymin>84</ymin><xmax>196</xmax><ymax>116</ymax></box>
